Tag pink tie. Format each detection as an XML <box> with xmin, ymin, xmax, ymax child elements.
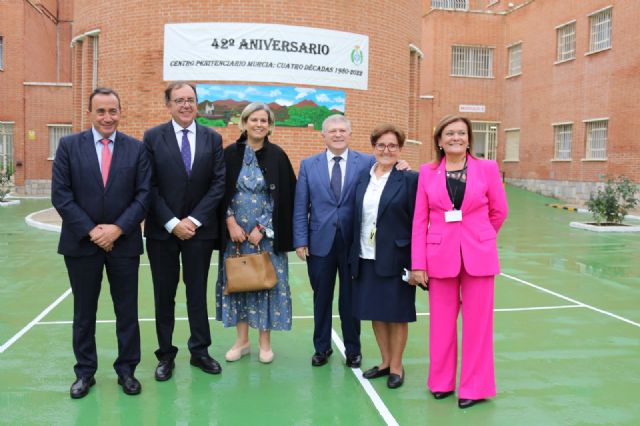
<box><xmin>100</xmin><ymin>138</ymin><xmax>112</xmax><ymax>186</ymax></box>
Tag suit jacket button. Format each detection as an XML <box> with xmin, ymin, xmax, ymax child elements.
<box><xmin>269</xmin><ymin>184</ymin><xmax>276</xmax><ymax>190</ymax></box>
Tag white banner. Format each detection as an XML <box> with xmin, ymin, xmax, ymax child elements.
<box><xmin>164</xmin><ymin>23</ymin><xmax>369</xmax><ymax>90</ymax></box>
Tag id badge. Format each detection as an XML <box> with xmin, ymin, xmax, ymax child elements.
<box><xmin>445</xmin><ymin>209</ymin><xmax>462</xmax><ymax>222</ymax></box>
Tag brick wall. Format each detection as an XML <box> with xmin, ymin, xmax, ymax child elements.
<box><xmin>70</xmin><ymin>0</ymin><xmax>423</xmax><ymax>171</ymax></box>
<box><xmin>422</xmin><ymin>0</ymin><xmax>640</xmax><ymax>200</ymax></box>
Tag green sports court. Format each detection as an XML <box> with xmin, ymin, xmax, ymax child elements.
<box><xmin>1</xmin><ymin>185</ymin><xmax>639</xmax><ymax>425</ymax></box>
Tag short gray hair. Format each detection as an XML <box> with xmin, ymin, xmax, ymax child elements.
<box><xmin>322</xmin><ymin>114</ymin><xmax>351</xmax><ymax>133</ymax></box>
<box><xmin>239</xmin><ymin>102</ymin><xmax>275</xmax><ymax>135</ymax></box>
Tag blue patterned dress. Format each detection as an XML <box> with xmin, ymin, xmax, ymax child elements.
<box><xmin>215</xmin><ymin>145</ymin><xmax>292</xmax><ymax>331</ymax></box>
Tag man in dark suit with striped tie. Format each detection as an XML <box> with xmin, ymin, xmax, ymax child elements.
<box><xmin>52</xmin><ymin>87</ymin><xmax>151</xmax><ymax>398</ymax></box>
<box><xmin>143</xmin><ymin>82</ymin><xmax>225</xmax><ymax>381</ymax></box>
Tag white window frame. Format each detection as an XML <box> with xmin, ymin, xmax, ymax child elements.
<box><xmin>583</xmin><ymin>119</ymin><xmax>608</xmax><ymax>161</ymax></box>
<box><xmin>0</xmin><ymin>36</ymin><xmax>4</xmax><ymax>70</ymax></box>
<box><xmin>552</xmin><ymin>123</ymin><xmax>573</xmax><ymax>161</ymax></box>
<box><xmin>587</xmin><ymin>7</ymin><xmax>612</xmax><ymax>54</ymax></box>
<box><xmin>471</xmin><ymin>121</ymin><xmax>499</xmax><ymax>160</ymax></box>
<box><xmin>451</xmin><ymin>45</ymin><xmax>494</xmax><ymax>78</ymax></box>
<box><xmin>0</xmin><ymin>121</ymin><xmax>15</xmax><ymax>173</ymax></box>
<box><xmin>48</xmin><ymin>124</ymin><xmax>73</xmax><ymax>160</ymax></box>
<box><xmin>555</xmin><ymin>21</ymin><xmax>576</xmax><ymax>63</ymax></box>
<box><xmin>504</xmin><ymin>129</ymin><xmax>520</xmax><ymax>162</ymax></box>
<box><xmin>91</xmin><ymin>35</ymin><xmax>99</xmax><ymax>89</ymax></box>
<box><xmin>507</xmin><ymin>42</ymin><xmax>522</xmax><ymax>77</ymax></box>
<box><xmin>432</xmin><ymin>0</ymin><xmax>468</xmax><ymax>10</ymax></box>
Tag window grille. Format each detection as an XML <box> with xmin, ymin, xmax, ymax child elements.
<box><xmin>49</xmin><ymin>125</ymin><xmax>73</xmax><ymax>159</ymax></box>
<box><xmin>585</xmin><ymin>120</ymin><xmax>608</xmax><ymax>160</ymax></box>
<box><xmin>553</xmin><ymin>124</ymin><xmax>572</xmax><ymax>160</ymax></box>
<box><xmin>504</xmin><ymin>130</ymin><xmax>520</xmax><ymax>161</ymax></box>
<box><xmin>432</xmin><ymin>0</ymin><xmax>468</xmax><ymax>10</ymax></box>
<box><xmin>0</xmin><ymin>36</ymin><xmax>4</xmax><ymax>70</ymax></box>
<box><xmin>556</xmin><ymin>22</ymin><xmax>576</xmax><ymax>62</ymax></box>
<box><xmin>452</xmin><ymin>46</ymin><xmax>494</xmax><ymax>78</ymax></box>
<box><xmin>589</xmin><ymin>8</ymin><xmax>612</xmax><ymax>52</ymax></box>
<box><xmin>507</xmin><ymin>43</ymin><xmax>522</xmax><ymax>76</ymax></box>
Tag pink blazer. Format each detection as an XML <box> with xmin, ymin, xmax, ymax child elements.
<box><xmin>411</xmin><ymin>155</ymin><xmax>508</xmax><ymax>278</ymax></box>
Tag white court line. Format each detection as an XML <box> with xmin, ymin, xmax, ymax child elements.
<box><xmin>34</xmin><ymin>306</ymin><xmax>582</xmax><ymax>326</ymax></box>
<box><xmin>0</xmin><ymin>288</ymin><xmax>72</xmax><ymax>353</ymax></box>
<box><xmin>500</xmin><ymin>272</ymin><xmax>640</xmax><ymax>329</ymax></box>
<box><xmin>331</xmin><ymin>328</ymin><xmax>399</xmax><ymax>426</ymax></box>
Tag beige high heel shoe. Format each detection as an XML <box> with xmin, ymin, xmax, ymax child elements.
<box><xmin>225</xmin><ymin>342</ymin><xmax>250</xmax><ymax>362</ymax></box>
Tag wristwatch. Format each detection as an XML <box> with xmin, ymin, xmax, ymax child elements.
<box><xmin>256</xmin><ymin>224</ymin><xmax>266</xmax><ymax>235</ymax></box>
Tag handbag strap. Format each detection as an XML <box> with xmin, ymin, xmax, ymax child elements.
<box><xmin>233</xmin><ymin>241</ymin><xmax>263</xmax><ymax>256</ymax></box>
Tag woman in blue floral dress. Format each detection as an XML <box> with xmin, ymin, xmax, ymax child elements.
<box><xmin>216</xmin><ymin>102</ymin><xmax>296</xmax><ymax>363</ymax></box>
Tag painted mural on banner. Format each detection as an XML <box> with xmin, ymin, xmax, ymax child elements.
<box><xmin>196</xmin><ymin>84</ymin><xmax>345</xmax><ymax>130</ymax></box>
<box><xmin>164</xmin><ymin>23</ymin><xmax>369</xmax><ymax>90</ymax></box>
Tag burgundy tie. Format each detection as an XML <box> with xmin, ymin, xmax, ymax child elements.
<box><xmin>100</xmin><ymin>138</ymin><xmax>112</xmax><ymax>186</ymax></box>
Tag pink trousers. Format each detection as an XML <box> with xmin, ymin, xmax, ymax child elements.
<box><xmin>427</xmin><ymin>266</ymin><xmax>496</xmax><ymax>399</ymax></box>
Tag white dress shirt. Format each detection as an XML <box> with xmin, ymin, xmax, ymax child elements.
<box><xmin>359</xmin><ymin>164</ymin><xmax>390</xmax><ymax>259</ymax></box>
<box><xmin>164</xmin><ymin>120</ymin><xmax>201</xmax><ymax>233</ymax></box>
<box><xmin>326</xmin><ymin>148</ymin><xmax>348</xmax><ymax>189</ymax></box>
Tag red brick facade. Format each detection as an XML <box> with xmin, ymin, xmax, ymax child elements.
<box><xmin>0</xmin><ymin>0</ymin><xmax>73</xmax><ymax>193</ymax></box>
<box><xmin>422</xmin><ymin>0</ymin><xmax>640</xmax><ymax>200</ymax></box>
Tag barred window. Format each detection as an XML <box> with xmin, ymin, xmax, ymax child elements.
<box><xmin>553</xmin><ymin>124</ymin><xmax>572</xmax><ymax>160</ymax></box>
<box><xmin>0</xmin><ymin>36</ymin><xmax>4</xmax><ymax>70</ymax></box>
<box><xmin>556</xmin><ymin>22</ymin><xmax>576</xmax><ymax>62</ymax></box>
<box><xmin>451</xmin><ymin>46</ymin><xmax>494</xmax><ymax>78</ymax></box>
<box><xmin>507</xmin><ymin>43</ymin><xmax>522</xmax><ymax>76</ymax></box>
<box><xmin>585</xmin><ymin>120</ymin><xmax>608</xmax><ymax>160</ymax></box>
<box><xmin>48</xmin><ymin>125</ymin><xmax>73</xmax><ymax>159</ymax></box>
<box><xmin>504</xmin><ymin>130</ymin><xmax>520</xmax><ymax>161</ymax></box>
<box><xmin>432</xmin><ymin>0</ymin><xmax>468</xmax><ymax>10</ymax></box>
<box><xmin>589</xmin><ymin>8</ymin><xmax>612</xmax><ymax>53</ymax></box>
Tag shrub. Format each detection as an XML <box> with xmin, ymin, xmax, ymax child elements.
<box><xmin>586</xmin><ymin>176</ymin><xmax>639</xmax><ymax>224</ymax></box>
<box><xmin>0</xmin><ymin>169</ymin><xmax>12</xmax><ymax>202</ymax></box>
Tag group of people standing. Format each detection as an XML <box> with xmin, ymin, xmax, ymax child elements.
<box><xmin>52</xmin><ymin>81</ymin><xmax>507</xmax><ymax>410</ymax></box>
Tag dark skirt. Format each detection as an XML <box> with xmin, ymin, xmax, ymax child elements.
<box><xmin>352</xmin><ymin>258</ymin><xmax>417</xmax><ymax>323</ymax></box>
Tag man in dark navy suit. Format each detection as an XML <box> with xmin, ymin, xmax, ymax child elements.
<box><xmin>52</xmin><ymin>87</ymin><xmax>151</xmax><ymax>398</ymax></box>
<box><xmin>144</xmin><ymin>82</ymin><xmax>225</xmax><ymax>381</ymax></box>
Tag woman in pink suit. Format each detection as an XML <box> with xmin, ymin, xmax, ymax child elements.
<box><xmin>411</xmin><ymin>115</ymin><xmax>508</xmax><ymax>409</ymax></box>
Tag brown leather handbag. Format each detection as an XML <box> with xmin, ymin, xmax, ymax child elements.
<box><xmin>224</xmin><ymin>243</ymin><xmax>277</xmax><ymax>295</ymax></box>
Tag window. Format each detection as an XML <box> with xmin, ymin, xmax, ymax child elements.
<box><xmin>48</xmin><ymin>125</ymin><xmax>73</xmax><ymax>159</ymax></box>
<box><xmin>507</xmin><ymin>43</ymin><xmax>522</xmax><ymax>76</ymax></box>
<box><xmin>0</xmin><ymin>36</ymin><xmax>4</xmax><ymax>70</ymax></box>
<box><xmin>91</xmin><ymin>35</ymin><xmax>99</xmax><ymax>89</ymax></box>
<box><xmin>0</xmin><ymin>122</ymin><xmax>14</xmax><ymax>173</ymax></box>
<box><xmin>432</xmin><ymin>0</ymin><xmax>468</xmax><ymax>10</ymax></box>
<box><xmin>588</xmin><ymin>7</ymin><xmax>612</xmax><ymax>53</ymax></box>
<box><xmin>451</xmin><ymin>46</ymin><xmax>494</xmax><ymax>78</ymax></box>
<box><xmin>585</xmin><ymin>120</ymin><xmax>608</xmax><ymax>160</ymax></box>
<box><xmin>504</xmin><ymin>130</ymin><xmax>520</xmax><ymax>161</ymax></box>
<box><xmin>471</xmin><ymin>122</ymin><xmax>498</xmax><ymax>160</ymax></box>
<box><xmin>556</xmin><ymin>22</ymin><xmax>576</xmax><ymax>62</ymax></box>
<box><xmin>553</xmin><ymin>124</ymin><xmax>572</xmax><ymax>160</ymax></box>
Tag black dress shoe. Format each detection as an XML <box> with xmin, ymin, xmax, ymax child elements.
<box><xmin>458</xmin><ymin>398</ymin><xmax>484</xmax><ymax>409</ymax></box>
<box><xmin>117</xmin><ymin>375</ymin><xmax>142</xmax><ymax>395</ymax></box>
<box><xmin>346</xmin><ymin>353</ymin><xmax>362</xmax><ymax>368</ymax></box>
<box><xmin>155</xmin><ymin>359</ymin><xmax>175</xmax><ymax>381</ymax></box>
<box><xmin>70</xmin><ymin>376</ymin><xmax>95</xmax><ymax>399</ymax></box>
<box><xmin>311</xmin><ymin>349</ymin><xmax>333</xmax><ymax>367</ymax></box>
<box><xmin>362</xmin><ymin>366</ymin><xmax>391</xmax><ymax>379</ymax></box>
<box><xmin>432</xmin><ymin>390</ymin><xmax>454</xmax><ymax>400</ymax></box>
<box><xmin>387</xmin><ymin>370</ymin><xmax>404</xmax><ymax>389</ymax></box>
<box><xmin>190</xmin><ymin>354</ymin><xmax>222</xmax><ymax>374</ymax></box>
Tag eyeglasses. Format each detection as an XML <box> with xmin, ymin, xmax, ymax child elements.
<box><xmin>171</xmin><ymin>98</ymin><xmax>197</xmax><ymax>106</ymax></box>
<box><xmin>374</xmin><ymin>143</ymin><xmax>399</xmax><ymax>152</ymax></box>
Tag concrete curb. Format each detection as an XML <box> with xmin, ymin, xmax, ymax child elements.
<box><xmin>25</xmin><ymin>208</ymin><xmax>61</xmax><ymax>233</ymax></box>
<box><xmin>569</xmin><ymin>222</ymin><xmax>640</xmax><ymax>233</ymax></box>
